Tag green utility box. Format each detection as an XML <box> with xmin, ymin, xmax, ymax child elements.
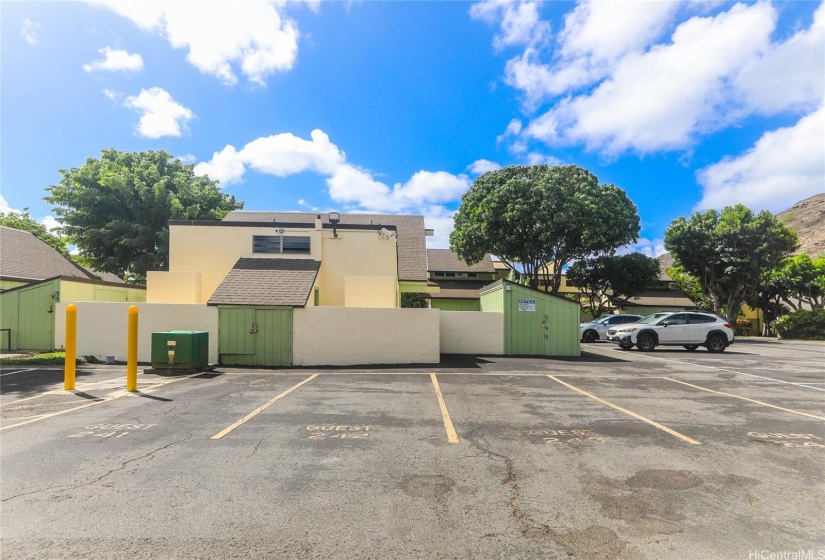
<box><xmin>151</xmin><ymin>331</ymin><xmax>209</xmax><ymax>370</ymax></box>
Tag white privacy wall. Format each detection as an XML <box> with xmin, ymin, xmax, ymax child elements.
<box><xmin>55</xmin><ymin>302</ymin><xmax>219</xmax><ymax>363</ymax></box>
<box><xmin>439</xmin><ymin>311</ymin><xmax>504</xmax><ymax>355</ymax></box>
<box><xmin>293</xmin><ymin>307</ymin><xmax>440</xmax><ymax>365</ymax></box>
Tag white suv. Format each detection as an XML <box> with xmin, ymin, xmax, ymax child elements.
<box><xmin>580</xmin><ymin>314</ymin><xmax>644</xmax><ymax>342</ymax></box>
<box><xmin>605</xmin><ymin>311</ymin><xmax>734</xmax><ymax>353</ymax></box>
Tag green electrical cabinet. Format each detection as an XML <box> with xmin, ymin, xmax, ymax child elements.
<box><xmin>480</xmin><ymin>280</ymin><xmax>580</xmax><ymax>357</ymax></box>
<box><xmin>151</xmin><ymin>331</ymin><xmax>209</xmax><ymax>370</ymax></box>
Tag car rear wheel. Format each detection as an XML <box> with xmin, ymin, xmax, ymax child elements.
<box><xmin>583</xmin><ymin>330</ymin><xmax>599</xmax><ymax>343</ymax></box>
<box><xmin>637</xmin><ymin>333</ymin><xmax>656</xmax><ymax>352</ymax></box>
<box><xmin>683</xmin><ymin>345</ymin><xmax>699</xmax><ymax>351</ymax></box>
<box><xmin>706</xmin><ymin>334</ymin><xmax>727</xmax><ymax>353</ymax></box>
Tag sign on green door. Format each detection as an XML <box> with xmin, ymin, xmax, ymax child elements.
<box><xmin>218</xmin><ymin>307</ymin><xmax>292</xmax><ymax>366</ymax></box>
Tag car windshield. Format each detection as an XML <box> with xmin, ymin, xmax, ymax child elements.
<box><xmin>591</xmin><ymin>316</ymin><xmax>611</xmax><ymax>324</ymax></box>
<box><xmin>636</xmin><ymin>313</ymin><xmax>672</xmax><ymax>324</ymax></box>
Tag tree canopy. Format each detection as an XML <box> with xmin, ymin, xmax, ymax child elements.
<box><xmin>0</xmin><ymin>210</ymin><xmax>70</xmax><ymax>258</ymax></box>
<box><xmin>450</xmin><ymin>164</ymin><xmax>640</xmax><ymax>293</ymax></box>
<box><xmin>45</xmin><ymin>149</ymin><xmax>243</xmax><ymax>283</ymax></box>
<box><xmin>567</xmin><ymin>253</ymin><xmax>661</xmax><ymax>318</ymax></box>
<box><xmin>664</xmin><ymin>204</ymin><xmax>798</xmax><ymax>321</ymax></box>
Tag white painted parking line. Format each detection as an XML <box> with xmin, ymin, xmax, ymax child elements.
<box><xmin>628</xmin><ymin>353</ymin><xmax>825</xmax><ymax>392</ymax></box>
<box><xmin>0</xmin><ymin>368</ymin><xmax>39</xmax><ymax>378</ymax></box>
<box><xmin>546</xmin><ymin>375</ymin><xmax>701</xmax><ymax>445</ymax></box>
<box><xmin>662</xmin><ymin>378</ymin><xmax>825</xmax><ymax>422</ymax></box>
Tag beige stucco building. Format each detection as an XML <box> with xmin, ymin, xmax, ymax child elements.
<box><xmin>148</xmin><ymin>212</ymin><xmax>431</xmax><ymax>309</ymax></box>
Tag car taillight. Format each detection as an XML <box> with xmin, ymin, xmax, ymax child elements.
<box><xmin>723</xmin><ymin>323</ymin><xmax>732</xmax><ymax>328</ymax></box>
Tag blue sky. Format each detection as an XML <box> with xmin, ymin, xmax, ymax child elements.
<box><xmin>2</xmin><ymin>0</ymin><xmax>823</xmax><ymax>255</ymax></box>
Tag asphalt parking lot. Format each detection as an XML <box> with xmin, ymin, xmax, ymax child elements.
<box><xmin>1</xmin><ymin>340</ymin><xmax>823</xmax><ymax>559</ymax></box>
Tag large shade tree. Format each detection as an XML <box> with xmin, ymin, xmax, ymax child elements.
<box><xmin>46</xmin><ymin>149</ymin><xmax>243</xmax><ymax>283</ymax></box>
<box><xmin>664</xmin><ymin>204</ymin><xmax>798</xmax><ymax>322</ymax></box>
<box><xmin>450</xmin><ymin>165</ymin><xmax>641</xmax><ymax>293</ymax></box>
<box><xmin>567</xmin><ymin>253</ymin><xmax>661</xmax><ymax>319</ymax></box>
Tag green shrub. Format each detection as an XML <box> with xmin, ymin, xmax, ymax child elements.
<box><xmin>774</xmin><ymin>309</ymin><xmax>825</xmax><ymax>340</ymax></box>
<box><xmin>0</xmin><ymin>351</ymin><xmax>85</xmax><ymax>365</ymax></box>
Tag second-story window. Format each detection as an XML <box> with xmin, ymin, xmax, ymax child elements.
<box><xmin>253</xmin><ymin>235</ymin><xmax>311</xmax><ymax>254</ymax></box>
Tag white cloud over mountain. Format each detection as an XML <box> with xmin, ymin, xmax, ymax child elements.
<box><xmin>83</xmin><ymin>47</ymin><xmax>144</xmax><ymax>73</ymax></box>
<box><xmin>90</xmin><ymin>0</ymin><xmax>313</xmax><ymax>86</ymax></box>
<box><xmin>697</xmin><ymin>104</ymin><xmax>825</xmax><ymax>213</ymax></box>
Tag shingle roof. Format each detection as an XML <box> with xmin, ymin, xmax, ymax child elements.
<box><xmin>0</xmin><ymin>226</ymin><xmax>95</xmax><ymax>282</ymax></box>
<box><xmin>426</xmin><ymin>280</ymin><xmax>486</xmax><ymax>300</ymax></box>
<box><xmin>614</xmin><ymin>289</ymin><xmax>696</xmax><ymax>308</ymax></box>
<box><xmin>427</xmin><ymin>249</ymin><xmax>495</xmax><ymax>273</ymax></box>
<box><xmin>207</xmin><ymin>258</ymin><xmax>320</xmax><ymax>307</ymax></box>
<box><xmin>223</xmin><ymin>211</ymin><xmax>427</xmax><ymax>282</ymax></box>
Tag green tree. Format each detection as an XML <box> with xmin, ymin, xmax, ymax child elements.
<box><xmin>400</xmin><ymin>293</ymin><xmax>427</xmax><ymax>308</ymax></box>
<box><xmin>567</xmin><ymin>253</ymin><xmax>660</xmax><ymax>318</ymax></box>
<box><xmin>450</xmin><ymin>165</ymin><xmax>640</xmax><ymax>292</ymax></box>
<box><xmin>773</xmin><ymin>254</ymin><xmax>824</xmax><ymax>311</ymax></box>
<box><xmin>664</xmin><ymin>205</ymin><xmax>798</xmax><ymax>322</ymax></box>
<box><xmin>0</xmin><ymin>209</ymin><xmax>71</xmax><ymax>257</ymax></box>
<box><xmin>45</xmin><ymin>149</ymin><xmax>243</xmax><ymax>283</ymax></box>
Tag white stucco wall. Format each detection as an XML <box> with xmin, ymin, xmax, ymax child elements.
<box><xmin>54</xmin><ymin>302</ymin><xmax>218</xmax><ymax>363</ymax></box>
<box><xmin>293</xmin><ymin>307</ymin><xmax>439</xmax><ymax>365</ymax></box>
<box><xmin>440</xmin><ymin>311</ymin><xmax>504</xmax><ymax>355</ymax></box>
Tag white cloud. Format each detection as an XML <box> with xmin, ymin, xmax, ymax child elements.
<box><xmin>39</xmin><ymin>216</ymin><xmax>63</xmax><ymax>234</ymax></box>
<box><xmin>91</xmin><ymin>0</ymin><xmax>308</xmax><ymax>86</ymax></box>
<box><xmin>618</xmin><ymin>238</ymin><xmax>666</xmax><ymax>258</ymax></box>
<box><xmin>195</xmin><ymin>129</ymin><xmax>473</xmax><ymax>214</ymax></box>
<box><xmin>124</xmin><ymin>87</ymin><xmax>193</xmax><ymax>138</ymax></box>
<box><xmin>525</xmin><ymin>2</ymin><xmax>777</xmax><ymax>154</ymax></box>
<box><xmin>733</xmin><ymin>1</ymin><xmax>825</xmax><ymax>115</ymax></box>
<box><xmin>176</xmin><ymin>154</ymin><xmax>197</xmax><ymax>164</ymax></box>
<box><xmin>470</xmin><ymin>1</ymin><xmax>550</xmax><ymax>51</ymax></box>
<box><xmin>102</xmin><ymin>89</ymin><xmax>118</xmax><ymax>100</ymax></box>
<box><xmin>420</xmin><ymin>205</ymin><xmax>457</xmax><ymax>249</ymax></box>
<box><xmin>525</xmin><ymin>153</ymin><xmax>563</xmax><ymax>166</ymax></box>
<box><xmin>504</xmin><ymin>1</ymin><xmax>680</xmax><ymax>106</ymax></box>
<box><xmin>0</xmin><ymin>194</ymin><xmax>19</xmax><ymax>214</ymax></box>
<box><xmin>468</xmin><ymin>159</ymin><xmax>501</xmax><ymax>174</ymax></box>
<box><xmin>20</xmin><ymin>18</ymin><xmax>41</xmax><ymax>45</ymax></box>
<box><xmin>696</xmin><ymin>104</ymin><xmax>825</xmax><ymax>213</ymax></box>
<box><xmin>83</xmin><ymin>47</ymin><xmax>144</xmax><ymax>73</ymax></box>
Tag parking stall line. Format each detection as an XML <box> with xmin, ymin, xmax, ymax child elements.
<box><xmin>662</xmin><ymin>378</ymin><xmax>825</xmax><ymax>422</ymax></box>
<box><xmin>545</xmin><ymin>375</ymin><xmax>701</xmax><ymax>445</ymax></box>
<box><xmin>430</xmin><ymin>374</ymin><xmax>460</xmax><ymax>444</ymax></box>
<box><xmin>628</xmin><ymin>353</ymin><xmax>825</xmax><ymax>392</ymax></box>
<box><xmin>0</xmin><ymin>368</ymin><xmax>38</xmax><ymax>378</ymax></box>
<box><xmin>0</xmin><ymin>372</ymin><xmax>206</xmax><ymax>431</ymax></box>
<box><xmin>211</xmin><ymin>374</ymin><xmax>319</xmax><ymax>440</ymax></box>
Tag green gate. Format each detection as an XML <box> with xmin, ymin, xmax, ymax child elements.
<box><xmin>218</xmin><ymin>307</ymin><xmax>292</xmax><ymax>366</ymax></box>
<box><xmin>0</xmin><ymin>280</ymin><xmax>58</xmax><ymax>351</ymax></box>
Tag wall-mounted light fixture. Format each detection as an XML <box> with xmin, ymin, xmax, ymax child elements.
<box><xmin>329</xmin><ymin>211</ymin><xmax>341</xmax><ymax>238</ymax></box>
<box><xmin>378</xmin><ymin>227</ymin><xmax>396</xmax><ymax>240</ymax></box>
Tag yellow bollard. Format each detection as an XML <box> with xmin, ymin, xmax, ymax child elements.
<box><xmin>64</xmin><ymin>304</ymin><xmax>77</xmax><ymax>391</ymax></box>
<box><xmin>126</xmin><ymin>305</ymin><xmax>138</xmax><ymax>392</ymax></box>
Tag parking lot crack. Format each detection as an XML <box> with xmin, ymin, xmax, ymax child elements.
<box><xmin>468</xmin><ymin>432</ymin><xmax>553</xmax><ymax>538</ymax></box>
<box><xmin>2</xmin><ymin>434</ymin><xmax>192</xmax><ymax>502</ymax></box>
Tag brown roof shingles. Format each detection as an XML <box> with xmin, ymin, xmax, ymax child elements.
<box><xmin>223</xmin><ymin>211</ymin><xmax>427</xmax><ymax>282</ymax></box>
<box><xmin>427</xmin><ymin>249</ymin><xmax>495</xmax><ymax>273</ymax></box>
<box><xmin>426</xmin><ymin>280</ymin><xmax>486</xmax><ymax>300</ymax></box>
<box><xmin>0</xmin><ymin>226</ymin><xmax>94</xmax><ymax>282</ymax></box>
<box><xmin>207</xmin><ymin>258</ymin><xmax>320</xmax><ymax>307</ymax></box>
